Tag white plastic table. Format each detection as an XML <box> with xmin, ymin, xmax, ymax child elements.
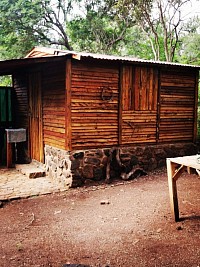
<box><xmin>166</xmin><ymin>155</ymin><xmax>199</xmax><ymax>222</ymax></box>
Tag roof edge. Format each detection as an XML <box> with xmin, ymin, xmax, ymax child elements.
<box><xmin>25</xmin><ymin>47</ymin><xmax>200</xmax><ymax>69</ymax></box>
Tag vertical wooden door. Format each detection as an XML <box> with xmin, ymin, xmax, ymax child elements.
<box><xmin>28</xmin><ymin>72</ymin><xmax>44</xmax><ymax>163</ymax></box>
<box><xmin>120</xmin><ymin>65</ymin><xmax>159</xmax><ymax>144</ymax></box>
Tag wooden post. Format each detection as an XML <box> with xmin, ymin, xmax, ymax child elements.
<box><xmin>118</xmin><ymin>64</ymin><xmax>123</xmax><ymax>146</ymax></box>
<box><xmin>6</xmin><ymin>142</ymin><xmax>12</xmax><ymax>168</ymax></box>
<box><xmin>65</xmin><ymin>59</ymin><xmax>72</xmax><ymax>150</ymax></box>
<box><xmin>28</xmin><ymin>71</ymin><xmax>44</xmax><ymax>163</ymax></box>
<box><xmin>166</xmin><ymin>159</ymin><xmax>179</xmax><ymax>222</ymax></box>
<box><xmin>193</xmin><ymin>70</ymin><xmax>199</xmax><ymax>143</ymax></box>
<box><xmin>156</xmin><ymin>69</ymin><xmax>161</xmax><ymax>144</ymax></box>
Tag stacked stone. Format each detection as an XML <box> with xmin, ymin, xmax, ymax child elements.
<box><xmin>70</xmin><ymin>149</ymin><xmax>108</xmax><ymax>187</ymax></box>
<box><xmin>45</xmin><ymin>145</ymin><xmax>72</xmax><ymax>189</ymax></box>
<box><xmin>45</xmin><ymin>143</ymin><xmax>198</xmax><ymax>188</ymax></box>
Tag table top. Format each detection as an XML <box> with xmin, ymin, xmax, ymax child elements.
<box><xmin>167</xmin><ymin>155</ymin><xmax>200</xmax><ymax>170</ymax></box>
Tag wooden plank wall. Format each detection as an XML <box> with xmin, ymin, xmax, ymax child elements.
<box><xmin>42</xmin><ymin>62</ymin><xmax>66</xmax><ymax>149</ymax></box>
<box><xmin>29</xmin><ymin>72</ymin><xmax>43</xmax><ymax>162</ymax></box>
<box><xmin>159</xmin><ymin>70</ymin><xmax>196</xmax><ymax>142</ymax></box>
<box><xmin>71</xmin><ymin>60</ymin><xmax>119</xmax><ymax>149</ymax></box>
<box><xmin>121</xmin><ymin>66</ymin><xmax>158</xmax><ymax>144</ymax></box>
<box><xmin>13</xmin><ymin>73</ymin><xmax>29</xmax><ymax>129</ymax></box>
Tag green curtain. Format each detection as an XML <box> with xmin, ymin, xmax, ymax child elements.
<box><xmin>0</xmin><ymin>87</ymin><xmax>12</xmax><ymax>123</ymax></box>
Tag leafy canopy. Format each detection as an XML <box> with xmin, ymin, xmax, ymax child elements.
<box><xmin>0</xmin><ymin>0</ymin><xmax>199</xmax><ymax>64</ymax></box>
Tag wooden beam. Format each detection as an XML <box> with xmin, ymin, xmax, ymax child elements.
<box><xmin>118</xmin><ymin>64</ymin><xmax>123</xmax><ymax>145</ymax></box>
<box><xmin>193</xmin><ymin>70</ymin><xmax>199</xmax><ymax>143</ymax></box>
<box><xmin>6</xmin><ymin>142</ymin><xmax>13</xmax><ymax>168</ymax></box>
<box><xmin>65</xmin><ymin>59</ymin><xmax>72</xmax><ymax>150</ymax></box>
<box><xmin>166</xmin><ymin>159</ymin><xmax>180</xmax><ymax>222</ymax></box>
<box><xmin>28</xmin><ymin>71</ymin><xmax>44</xmax><ymax>163</ymax></box>
<box><xmin>172</xmin><ymin>164</ymin><xmax>186</xmax><ymax>181</ymax></box>
<box><xmin>156</xmin><ymin>69</ymin><xmax>161</xmax><ymax>143</ymax></box>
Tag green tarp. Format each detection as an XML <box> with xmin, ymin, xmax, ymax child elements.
<box><xmin>0</xmin><ymin>87</ymin><xmax>12</xmax><ymax>123</ymax></box>
<box><xmin>0</xmin><ymin>87</ymin><xmax>12</xmax><ymax>164</ymax></box>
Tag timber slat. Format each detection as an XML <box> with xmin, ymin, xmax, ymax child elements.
<box><xmin>42</xmin><ymin>61</ymin><xmax>66</xmax><ymax>148</ymax></box>
<box><xmin>159</xmin><ymin>70</ymin><xmax>196</xmax><ymax>142</ymax></box>
<box><xmin>44</xmin><ymin>130</ymin><xmax>65</xmax><ymax>138</ymax></box>
<box><xmin>43</xmin><ymin>126</ymin><xmax>65</xmax><ymax>133</ymax></box>
<box><xmin>13</xmin><ymin>75</ymin><xmax>29</xmax><ymax>128</ymax></box>
<box><xmin>71</xmin><ymin>61</ymin><xmax>119</xmax><ymax>149</ymax></box>
<box><xmin>72</xmin><ymin>106</ymin><xmax>118</xmax><ymax>111</ymax></box>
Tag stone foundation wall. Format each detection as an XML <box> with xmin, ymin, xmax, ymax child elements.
<box><xmin>45</xmin><ymin>143</ymin><xmax>198</xmax><ymax>188</ymax></box>
<box><xmin>45</xmin><ymin>145</ymin><xmax>72</xmax><ymax>188</ymax></box>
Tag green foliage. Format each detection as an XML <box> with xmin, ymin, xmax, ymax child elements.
<box><xmin>117</xmin><ymin>26</ymin><xmax>153</xmax><ymax>58</ymax></box>
<box><xmin>0</xmin><ymin>0</ymin><xmax>199</xmax><ymax>64</ymax></box>
<box><xmin>180</xmin><ymin>34</ymin><xmax>200</xmax><ymax>65</ymax></box>
<box><xmin>0</xmin><ymin>76</ymin><xmax>12</xmax><ymax>86</ymax></box>
<box><xmin>68</xmin><ymin>0</ymin><xmax>138</xmax><ymax>55</ymax></box>
<box><xmin>0</xmin><ymin>0</ymin><xmax>48</xmax><ymax>59</ymax></box>
<box><xmin>69</xmin><ymin>11</ymin><xmax>128</xmax><ymax>54</ymax></box>
<box><xmin>177</xmin><ymin>17</ymin><xmax>200</xmax><ymax>65</ymax></box>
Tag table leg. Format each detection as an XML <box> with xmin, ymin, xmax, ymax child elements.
<box><xmin>7</xmin><ymin>142</ymin><xmax>13</xmax><ymax>168</ymax></box>
<box><xmin>166</xmin><ymin>159</ymin><xmax>179</xmax><ymax>222</ymax></box>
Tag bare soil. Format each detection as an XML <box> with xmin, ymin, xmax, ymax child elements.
<box><xmin>0</xmin><ymin>168</ymin><xmax>200</xmax><ymax>267</ymax></box>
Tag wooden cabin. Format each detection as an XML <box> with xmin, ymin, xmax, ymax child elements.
<box><xmin>0</xmin><ymin>47</ymin><xmax>199</xmax><ymax>185</ymax></box>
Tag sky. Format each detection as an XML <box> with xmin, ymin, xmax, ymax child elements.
<box><xmin>182</xmin><ymin>0</ymin><xmax>200</xmax><ymax>19</ymax></box>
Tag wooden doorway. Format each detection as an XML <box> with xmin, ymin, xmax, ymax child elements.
<box><xmin>28</xmin><ymin>72</ymin><xmax>44</xmax><ymax>163</ymax></box>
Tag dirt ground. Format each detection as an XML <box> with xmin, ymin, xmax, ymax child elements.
<box><xmin>0</xmin><ymin>167</ymin><xmax>200</xmax><ymax>267</ymax></box>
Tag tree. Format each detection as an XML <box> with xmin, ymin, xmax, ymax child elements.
<box><xmin>0</xmin><ymin>0</ymin><xmax>39</xmax><ymax>58</ymax></box>
<box><xmin>0</xmin><ymin>0</ymin><xmax>199</xmax><ymax>63</ymax></box>
<box><xmin>0</xmin><ymin>0</ymin><xmax>74</xmax><ymax>59</ymax></box>
<box><xmin>178</xmin><ymin>17</ymin><xmax>200</xmax><ymax>65</ymax></box>
<box><xmin>122</xmin><ymin>25</ymin><xmax>155</xmax><ymax>59</ymax></box>
<box><xmin>68</xmin><ymin>0</ymin><xmax>135</xmax><ymax>54</ymax></box>
<box><xmin>0</xmin><ymin>0</ymin><xmax>46</xmax><ymax>59</ymax></box>
<box><xmin>71</xmin><ymin>0</ymin><xmax>194</xmax><ymax>62</ymax></box>
<box><xmin>0</xmin><ymin>0</ymin><xmax>151</xmax><ymax>58</ymax></box>
<box><xmin>116</xmin><ymin>0</ymin><xmax>193</xmax><ymax>62</ymax></box>
<box><xmin>37</xmin><ymin>0</ymin><xmax>73</xmax><ymax>49</ymax></box>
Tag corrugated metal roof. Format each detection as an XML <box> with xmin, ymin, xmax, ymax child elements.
<box><xmin>0</xmin><ymin>47</ymin><xmax>199</xmax><ymax>75</ymax></box>
<box><xmin>75</xmin><ymin>51</ymin><xmax>200</xmax><ymax>68</ymax></box>
<box><xmin>26</xmin><ymin>47</ymin><xmax>200</xmax><ymax>69</ymax></box>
